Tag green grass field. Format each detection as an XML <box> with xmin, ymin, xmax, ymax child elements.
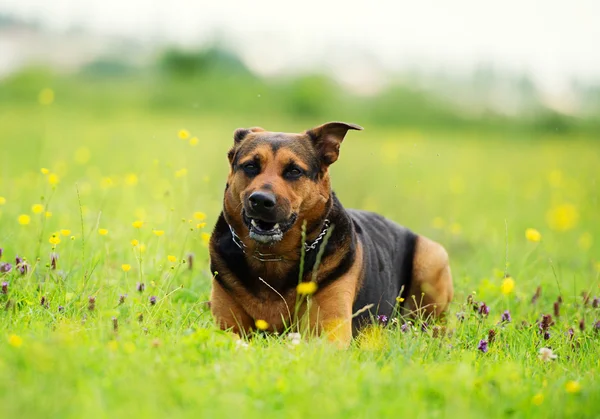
<box><xmin>1</xmin><ymin>91</ymin><xmax>599</xmax><ymax>418</ymax></box>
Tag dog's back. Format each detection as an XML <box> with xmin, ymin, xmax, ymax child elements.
<box><xmin>348</xmin><ymin>210</ymin><xmax>417</xmax><ymax>331</ymax></box>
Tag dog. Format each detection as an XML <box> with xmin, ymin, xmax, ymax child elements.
<box><xmin>209</xmin><ymin>122</ymin><xmax>453</xmax><ymax>347</ymax></box>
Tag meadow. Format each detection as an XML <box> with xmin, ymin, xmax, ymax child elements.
<box><xmin>0</xmin><ymin>72</ymin><xmax>599</xmax><ymax>418</ymax></box>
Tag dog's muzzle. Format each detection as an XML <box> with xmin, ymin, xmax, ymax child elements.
<box><xmin>243</xmin><ymin>191</ymin><xmax>296</xmax><ymax>244</ymax></box>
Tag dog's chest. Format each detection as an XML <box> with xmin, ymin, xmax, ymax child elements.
<box><xmin>238</xmin><ymin>290</ymin><xmax>298</xmax><ymax>330</ymax></box>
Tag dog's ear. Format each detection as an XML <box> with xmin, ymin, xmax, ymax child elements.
<box><xmin>306</xmin><ymin>122</ymin><xmax>363</xmax><ymax>167</ymax></box>
<box><xmin>228</xmin><ymin>127</ymin><xmax>265</xmax><ymax>164</ymax></box>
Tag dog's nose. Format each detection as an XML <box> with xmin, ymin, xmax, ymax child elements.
<box><xmin>249</xmin><ymin>191</ymin><xmax>276</xmax><ymax>213</ymax></box>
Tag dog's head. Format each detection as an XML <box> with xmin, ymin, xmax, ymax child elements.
<box><xmin>223</xmin><ymin>122</ymin><xmax>362</xmax><ymax>245</ymax></box>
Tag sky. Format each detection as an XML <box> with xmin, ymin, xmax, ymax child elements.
<box><xmin>1</xmin><ymin>0</ymin><xmax>599</xmax><ymax>94</ymax></box>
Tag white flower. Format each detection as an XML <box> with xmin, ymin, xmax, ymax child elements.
<box><xmin>287</xmin><ymin>332</ymin><xmax>302</xmax><ymax>345</ymax></box>
<box><xmin>539</xmin><ymin>347</ymin><xmax>557</xmax><ymax>361</ymax></box>
<box><xmin>235</xmin><ymin>339</ymin><xmax>249</xmax><ymax>349</ymax></box>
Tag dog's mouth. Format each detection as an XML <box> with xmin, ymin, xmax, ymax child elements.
<box><xmin>243</xmin><ymin>211</ymin><xmax>298</xmax><ymax>244</ymax></box>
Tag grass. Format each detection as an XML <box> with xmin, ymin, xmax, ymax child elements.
<box><xmin>0</xmin><ymin>93</ymin><xmax>599</xmax><ymax>418</ymax></box>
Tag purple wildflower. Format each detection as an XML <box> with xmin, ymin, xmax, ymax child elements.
<box><xmin>0</xmin><ymin>248</ymin><xmax>3</xmax><ymax>259</ymax></box>
<box><xmin>187</xmin><ymin>253</ymin><xmax>194</xmax><ymax>270</ymax></box>
<box><xmin>456</xmin><ymin>312</ymin><xmax>465</xmax><ymax>322</ymax></box>
<box><xmin>553</xmin><ymin>301</ymin><xmax>560</xmax><ymax>317</ymax></box>
<box><xmin>112</xmin><ymin>317</ymin><xmax>118</xmax><ymax>332</ymax></box>
<box><xmin>477</xmin><ymin>339</ymin><xmax>489</xmax><ymax>353</ymax></box>
<box><xmin>377</xmin><ymin>314</ymin><xmax>388</xmax><ymax>325</ymax></box>
<box><xmin>478</xmin><ymin>302</ymin><xmax>490</xmax><ymax>317</ymax></box>
<box><xmin>539</xmin><ymin>314</ymin><xmax>554</xmax><ymax>332</ymax></box>
<box><xmin>579</xmin><ymin>318</ymin><xmax>585</xmax><ymax>332</ymax></box>
<box><xmin>149</xmin><ymin>296</ymin><xmax>157</xmax><ymax>305</ymax></box>
<box><xmin>421</xmin><ymin>322</ymin><xmax>429</xmax><ymax>332</ymax></box>
<box><xmin>118</xmin><ymin>294</ymin><xmax>127</xmax><ymax>305</ymax></box>
<box><xmin>401</xmin><ymin>322</ymin><xmax>411</xmax><ymax>333</ymax></box>
<box><xmin>1</xmin><ymin>282</ymin><xmax>7</xmax><ymax>294</ymax></box>
<box><xmin>18</xmin><ymin>262</ymin><xmax>29</xmax><ymax>275</ymax></box>
<box><xmin>88</xmin><ymin>296</ymin><xmax>96</xmax><ymax>311</ymax></box>
<box><xmin>40</xmin><ymin>295</ymin><xmax>47</xmax><ymax>308</ymax></box>
<box><xmin>0</xmin><ymin>263</ymin><xmax>12</xmax><ymax>273</ymax></box>
<box><xmin>58</xmin><ymin>305</ymin><xmax>64</xmax><ymax>312</ymax></box>
<box><xmin>557</xmin><ymin>295</ymin><xmax>563</xmax><ymax>304</ymax></box>
<box><xmin>593</xmin><ymin>297</ymin><xmax>599</xmax><ymax>309</ymax></box>
<box><xmin>593</xmin><ymin>320</ymin><xmax>600</xmax><ymax>332</ymax></box>
<box><xmin>136</xmin><ymin>282</ymin><xmax>145</xmax><ymax>293</ymax></box>
<box><xmin>488</xmin><ymin>329</ymin><xmax>497</xmax><ymax>344</ymax></box>
<box><xmin>501</xmin><ymin>310</ymin><xmax>512</xmax><ymax>323</ymax></box>
<box><xmin>50</xmin><ymin>253</ymin><xmax>58</xmax><ymax>270</ymax></box>
<box><xmin>15</xmin><ymin>255</ymin><xmax>22</xmax><ymax>266</ymax></box>
<box><xmin>566</xmin><ymin>328</ymin><xmax>575</xmax><ymax>340</ymax></box>
<box><xmin>582</xmin><ymin>292</ymin><xmax>590</xmax><ymax>306</ymax></box>
<box><xmin>543</xmin><ymin>331</ymin><xmax>551</xmax><ymax>340</ymax></box>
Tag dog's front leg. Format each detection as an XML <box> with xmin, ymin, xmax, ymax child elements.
<box><xmin>210</xmin><ymin>280</ymin><xmax>254</xmax><ymax>336</ymax></box>
<box><xmin>309</xmin><ymin>242</ymin><xmax>363</xmax><ymax>349</ymax></box>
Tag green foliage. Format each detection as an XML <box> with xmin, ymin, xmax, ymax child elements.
<box><xmin>0</xmin><ymin>75</ymin><xmax>599</xmax><ymax>418</ymax></box>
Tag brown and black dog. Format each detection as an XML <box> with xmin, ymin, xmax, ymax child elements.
<box><xmin>209</xmin><ymin>122</ymin><xmax>453</xmax><ymax>347</ymax></box>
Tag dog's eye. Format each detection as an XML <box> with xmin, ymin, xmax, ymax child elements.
<box><xmin>284</xmin><ymin>167</ymin><xmax>303</xmax><ymax>180</ymax></box>
<box><xmin>242</xmin><ymin>163</ymin><xmax>259</xmax><ymax>176</ymax></box>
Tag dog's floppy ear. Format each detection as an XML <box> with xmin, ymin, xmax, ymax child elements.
<box><xmin>306</xmin><ymin>122</ymin><xmax>363</xmax><ymax>167</ymax></box>
<box><xmin>228</xmin><ymin>127</ymin><xmax>265</xmax><ymax>164</ymax></box>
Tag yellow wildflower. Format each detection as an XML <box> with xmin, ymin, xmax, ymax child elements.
<box><xmin>500</xmin><ymin>276</ymin><xmax>515</xmax><ymax>295</ymax></box>
<box><xmin>132</xmin><ymin>220</ymin><xmax>143</xmax><ymax>229</ymax></box>
<box><xmin>122</xmin><ymin>264</ymin><xmax>131</xmax><ymax>272</ymax></box>
<box><xmin>201</xmin><ymin>232</ymin><xmax>211</xmax><ymax>245</ymax></box>
<box><xmin>167</xmin><ymin>255</ymin><xmax>177</xmax><ymax>263</ymax></box>
<box><xmin>175</xmin><ymin>168</ymin><xmax>187</xmax><ymax>178</ymax></box>
<box><xmin>197</xmin><ymin>222</ymin><xmax>206</xmax><ymax>229</ymax></box>
<box><xmin>98</xmin><ymin>228</ymin><xmax>108</xmax><ymax>235</ymax></box>
<box><xmin>38</xmin><ymin>88</ymin><xmax>54</xmax><ymax>105</ymax></box>
<box><xmin>531</xmin><ymin>393</ymin><xmax>544</xmax><ymax>405</ymax></box>
<box><xmin>194</xmin><ymin>211</ymin><xmax>207</xmax><ymax>221</ymax></box>
<box><xmin>123</xmin><ymin>342</ymin><xmax>136</xmax><ymax>354</ymax></box>
<box><xmin>125</xmin><ymin>173</ymin><xmax>138</xmax><ymax>186</ymax></box>
<box><xmin>48</xmin><ymin>173</ymin><xmax>59</xmax><ymax>185</ymax></box>
<box><xmin>32</xmin><ymin>204</ymin><xmax>44</xmax><ymax>214</ymax></box>
<box><xmin>449</xmin><ymin>223</ymin><xmax>462</xmax><ymax>235</ymax></box>
<box><xmin>296</xmin><ymin>281</ymin><xmax>318</xmax><ymax>295</ymax></box>
<box><xmin>131</xmin><ymin>239</ymin><xmax>139</xmax><ymax>246</ymax></box>
<box><xmin>8</xmin><ymin>334</ymin><xmax>23</xmax><ymax>348</ymax></box>
<box><xmin>74</xmin><ymin>147</ymin><xmax>90</xmax><ymax>164</ymax></box>
<box><xmin>432</xmin><ymin>217</ymin><xmax>445</xmax><ymax>229</ymax></box>
<box><xmin>547</xmin><ymin>170</ymin><xmax>563</xmax><ymax>188</ymax></box>
<box><xmin>189</xmin><ymin>137</ymin><xmax>199</xmax><ymax>146</ymax></box>
<box><xmin>396</xmin><ymin>296</ymin><xmax>405</xmax><ymax>303</ymax></box>
<box><xmin>153</xmin><ymin>230</ymin><xmax>165</xmax><ymax>236</ymax></box>
<box><xmin>139</xmin><ymin>244</ymin><xmax>146</xmax><ymax>253</ymax></box>
<box><xmin>525</xmin><ymin>228</ymin><xmax>542</xmax><ymax>242</ymax></box>
<box><xmin>546</xmin><ymin>204</ymin><xmax>579</xmax><ymax>231</ymax></box>
<box><xmin>45</xmin><ymin>211</ymin><xmax>52</xmax><ymax>218</ymax></box>
<box><xmin>60</xmin><ymin>229</ymin><xmax>71</xmax><ymax>236</ymax></box>
<box><xmin>178</xmin><ymin>129</ymin><xmax>190</xmax><ymax>140</ymax></box>
<box><xmin>49</xmin><ymin>235</ymin><xmax>61</xmax><ymax>245</ymax></box>
<box><xmin>0</xmin><ymin>196</ymin><xmax>5</xmax><ymax>205</ymax></box>
<box><xmin>40</xmin><ymin>168</ymin><xmax>50</xmax><ymax>175</ymax></box>
<box><xmin>255</xmin><ymin>319</ymin><xmax>269</xmax><ymax>331</ymax></box>
<box><xmin>565</xmin><ymin>381</ymin><xmax>581</xmax><ymax>394</ymax></box>
<box><xmin>18</xmin><ymin>214</ymin><xmax>31</xmax><ymax>225</ymax></box>
<box><xmin>101</xmin><ymin>177</ymin><xmax>114</xmax><ymax>189</ymax></box>
<box><xmin>107</xmin><ymin>340</ymin><xmax>119</xmax><ymax>351</ymax></box>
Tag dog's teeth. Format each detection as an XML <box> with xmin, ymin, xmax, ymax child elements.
<box><xmin>273</xmin><ymin>223</ymin><xmax>280</xmax><ymax>229</ymax></box>
<box><xmin>251</xmin><ymin>220</ymin><xmax>258</xmax><ymax>227</ymax></box>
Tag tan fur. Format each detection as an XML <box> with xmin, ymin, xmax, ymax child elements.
<box><xmin>406</xmin><ymin>235</ymin><xmax>453</xmax><ymax>318</ymax></box>
<box><xmin>210</xmin><ymin>280</ymin><xmax>254</xmax><ymax>335</ymax></box>
<box><xmin>309</xmin><ymin>241</ymin><xmax>364</xmax><ymax>348</ymax></box>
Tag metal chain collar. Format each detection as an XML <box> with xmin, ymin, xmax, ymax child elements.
<box><xmin>228</xmin><ymin>219</ymin><xmax>330</xmax><ymax>262</ymax></box>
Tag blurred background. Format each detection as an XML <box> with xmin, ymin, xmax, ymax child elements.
<box><xmin>2</xmin><ymin>0</ymin><xmax>600</xmax><ymax>132</ymax></box>
<box><xmin>0</xmin><ymin>0</ymin><xmax>598</xmax><ymax>293</ymax></box>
